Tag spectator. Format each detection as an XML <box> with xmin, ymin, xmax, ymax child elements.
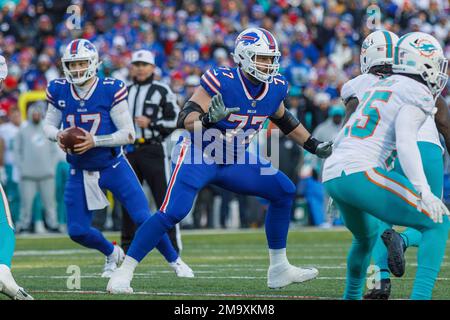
<box><xmin>14</xmin><ymin>102</ymin><xmax>59</xmax><ymax>233</ymax></box>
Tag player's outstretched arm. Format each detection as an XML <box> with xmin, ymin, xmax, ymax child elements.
<box><xmin>269</xmin><ymin>102</ymin><xmax>333</xmax><ymax>158</ymax></box>
<box><xmin>434</xmin><ymin>96</ymin><xmax>450</xmax><ymax>152</ymax></box>
<box><xmin>178</xmin><ymin>86</ymin><xmax>211</xmax><ymax>131</ymax></box>
<box><xmin>177</xmin><ymin>86</ymin><xmax>239</xmax><ymax>132</ymax></box>
<box><xmin>395</xmin><ymin>104</ymin><xmax>449</xmax><ymax>223</ymax></box>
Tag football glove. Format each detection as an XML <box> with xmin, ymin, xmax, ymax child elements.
<box><xmin>316</xmin><ymin>141</ymin><xmax>333</xmax><ymax>159</ymax></box>
<box><xmin>418</xmin><ymin>190</ymin><xmax>450</xmax><ymax>223</ymax></box>
<box><xmin>201</xmin><ymin>93</ymin><xmax>240</xmax><ymax>127</ymax></box>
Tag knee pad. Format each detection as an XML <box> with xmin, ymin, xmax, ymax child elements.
<box><xmin>68</xmin><ymin>223</ymin><xmax>89</xmax><ymax>242</ymax></box>
<box><xmin>271</xmin><ymin>175</ymin><xmax>296</xmax><ymax>205</ymax></box>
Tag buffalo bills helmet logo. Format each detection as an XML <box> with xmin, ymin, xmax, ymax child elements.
<box><xmin>84</xmin><ymin>41</ymin><xmax>96</xmax><ymax>52</ymax></box>
<box><xmin>236</xmin><ymin>32</ymin><xmax>260</xmax><ymax>46</ymax></box>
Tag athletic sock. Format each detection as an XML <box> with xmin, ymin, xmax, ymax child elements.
<box><xmin>269</xmin><ymin>248</ymin><xmax>289</xmax><ymax>267</ymax></box>
<box><xmin>401</xmin><ymin>228</ymin><xmax>422</xmax><ymax>248</ymax></box>
<box><xmin>344</xmin><ymin>276</ymin><xmax>365</xmax><ymax>300</ymax></box>
<box><xmin>121</xmin><ymin>256</ymin><xmax>138</xmax><ymax>273</ymax></box>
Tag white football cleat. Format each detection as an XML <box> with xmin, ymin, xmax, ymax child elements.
<box><xmin>0</xmin><ymin>265</ymin><xmax>34</xmax><ymax>300</ymax></box>
<box><xmin>101</xmin><ymin>245</ymin><xmax>125</xmax><ymax>278</ymax></box>
<box><xmin>169</xmin><ymin>258</ymin><xmax>194</xmax><ymax>278</ymax></box>
<box><xmin>106</xmin><ymin>267</ymin><xmax>134</xmax><ymax>294</ymax></box>
<box><xmin>267</xmin><ymin>263</ymin><xmax>318</xmax><ymax>289</ymax></box>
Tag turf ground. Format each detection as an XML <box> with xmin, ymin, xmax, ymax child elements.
<box><xmin>3</xmin><ymin>227</ymin><xmax>450</xmax><ymax>300</ymax></box>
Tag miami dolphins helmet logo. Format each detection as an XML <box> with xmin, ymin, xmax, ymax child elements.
<box><xmin>409</xmin><ymin>38</ymin><xmax>438</xmax><ymax>57</ymax></box>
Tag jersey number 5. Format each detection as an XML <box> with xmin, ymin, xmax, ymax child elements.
<box><xmin>66</xmin><ymin>114</ymin><xmax>101</xmax><ymax>135</ymax></box>
<box><xmin>346</xmin><ymin>90</ymin><xmax>392</xmax><ymax>139</ymax></box>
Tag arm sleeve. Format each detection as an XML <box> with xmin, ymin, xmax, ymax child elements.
<box><xmin>395</xmin><ymin>104</ymin><xmax>431</xmax><ymax>195</ymax></box>
<box><xmin>93</xmin><ymin>99</ymin><xmax>136</xmax><ymax>147</ymax></box>
<box><xmin>43</xmin><ymin>104</ymin><xmax>63</xmax><ymax>142</ymax></box>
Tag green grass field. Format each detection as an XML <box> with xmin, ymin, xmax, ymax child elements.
<box><xmin>3</xmin><ymin>227</ymin><xmax>450</xmax><ymax>300</ymax></box>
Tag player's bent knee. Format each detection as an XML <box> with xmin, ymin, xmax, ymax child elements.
<box><xmin>270</xmin><ymin>177</ymin><xmax>296</xmax><ymax>204</ymax></box>
<box><xmin>68</xmin><ymin>223</ymin><xmax>90</xmax><ymax>243</ymax></box>
<box><xmin>155</xmin><ymin>211</ymin><xmax>180</xmax><ymax>230</ymax></box>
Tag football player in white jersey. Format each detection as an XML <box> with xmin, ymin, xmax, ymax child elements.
<box><xmin>323</xmin><ymin>32</ymin><xmax>449</xmax><ymax>300</ymax></box>
<box><xmin>0</xmin><ymin>55</ymin><xmax>33</xmax><ymax>300</ymax></box>
<box><xmin>340</xmin><ymin>30</ymin><xmax>450</xmax><ymax>299</ymax></box>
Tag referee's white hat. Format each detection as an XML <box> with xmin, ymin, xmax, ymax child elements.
<box><xmin>131</xmin><ymin>50</ymin><xmax>155</xmax><ymax>65</ymax></box>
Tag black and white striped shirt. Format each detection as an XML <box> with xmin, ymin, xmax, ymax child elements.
<box><xmin>127</xmin><ymin>76</ymin><xmax>180</xmax><ymax>142</ymax></box>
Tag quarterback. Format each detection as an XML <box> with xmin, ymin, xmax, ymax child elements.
<box><xmin>43</xmin><ymin>39</ymin><xmax>193</xmax><ymax>278</ymax></box>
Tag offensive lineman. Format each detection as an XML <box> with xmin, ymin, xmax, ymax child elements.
<box><xmin>107</xmin><ymin>28</ymin><xmax>333</xmax><ymax>293</ymax></box>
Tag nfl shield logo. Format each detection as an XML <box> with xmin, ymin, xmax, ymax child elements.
<box><xmin>251</xmin><ymin>101</ymin><xmax>256</xmax><ymax>107</ymax></box>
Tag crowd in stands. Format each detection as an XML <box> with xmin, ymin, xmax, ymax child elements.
<box><xmin>0</xmin><ymin>0</ymin><xmax>448</xmax><ymax>231</ymax></box>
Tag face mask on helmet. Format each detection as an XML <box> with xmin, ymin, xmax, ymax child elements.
<box><xmin>64</xmin><ymin>60</ymin><xmax>90</xmax><ymax>82</ymax></box>
<box><xmin>433</xmin><ymin>56</ymin><xmax>448</xmax><ymax>97</ymax></box>
<box><xmin>246</xmin><ymin>52</ymin><xmax>280</xmax><ymax>83</ymax></box>
<box><xmin>62</xmin><ymin>40</ymin><xmax>99</xmax><ymax>85</ymax></box>
<box><xmin>393</xmin><ymin>32</ymin><xmax>448</xmax><ymax>97</ymax></box>
<box><xmin>233</xmin><ymin>28</ymin><xmax>281</xmax><ymax>83</ymax></box>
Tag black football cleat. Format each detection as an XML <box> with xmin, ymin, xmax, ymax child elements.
<box><xmin>363</xmin><ymin>278</ymin><xmax>391</xmax><ymax>300</ymax></box>
<box><xmin>381</xmin><ymin>229</ymin><xmax>406</xmax><ymax>277</ymax></box>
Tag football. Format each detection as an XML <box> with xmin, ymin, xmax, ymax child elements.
<box><xmin>59</xmin><ymin>127</ymin><xmax>86</xmax><ymax>153</ymax></box>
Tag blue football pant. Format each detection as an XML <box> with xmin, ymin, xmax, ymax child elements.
<box><xmin>64</xmin><ymin>156</ymin><xmax>178</xmax><ymax>262</ymax></box>
<box><xmin>127</xmin><ymin>140</ymin><xmax>296</xmax><ymax>262</ymax></box>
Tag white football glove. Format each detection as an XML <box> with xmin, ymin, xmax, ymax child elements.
<box><xmin>418</xmin><ymin>190</ymin><xmax>450</xmax><ymax>223</ymax></box>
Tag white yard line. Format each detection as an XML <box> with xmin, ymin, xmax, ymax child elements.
<box><xmin>19</xmin><ymin>274</ymin><xmax>450</xmax><ymax>281</ymax></box>
<box><xmin>14</xmin><ymin>227</ymin><xmax>350</xmax><ymax>240</ymax></box>
<box><xmin>30</xmin><ymin>289</ymin><xmax>335</xmax><ymax>300</ymax></box>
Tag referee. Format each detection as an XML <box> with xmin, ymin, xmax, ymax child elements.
<box><xmin>121</xmin><ymin>49</ymin><xmax>182</xmax><ymax>253</ymax></box>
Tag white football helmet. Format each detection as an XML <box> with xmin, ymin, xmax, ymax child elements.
<box><xmin>232</xmin><ymin>28</ymin><xmax>281</xmax><ymax>83</ymax></box>
<box><xmin>62</xmin><ymin>39</ymin><xmax>99</xmax><ymax>84</ymax></box>
<box><xmin>393</xmin><ymin>32</ymin><xmax>448</xmax><ymax>97</ymax></box>
<box><xmin>360</xmin><ymin>30</ymin><xmax>399</xmax><ymax>74</ymax></box>
<box><xmin>0</xmin><ymin>55</ymin><xmax>7</xmax><ymax>91</ymax></box>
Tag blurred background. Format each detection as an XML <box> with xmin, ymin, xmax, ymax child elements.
<box><xmin>0</xmin><ymin>0</ymin><xmax>448</xmax><ymax>234</ymax></box>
